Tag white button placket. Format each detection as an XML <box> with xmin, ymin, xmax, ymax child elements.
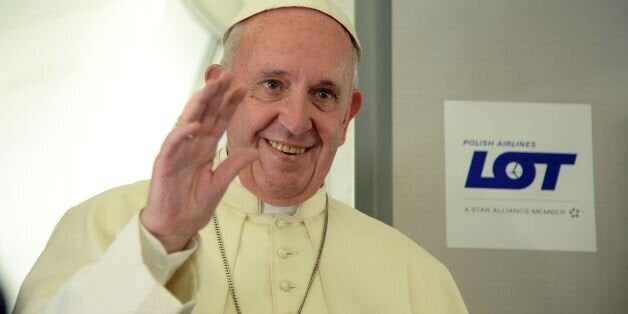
<box><xmin>271</xmin><ymin>216</ymin><xmax>315</xmax><ymax>313</ymax></box>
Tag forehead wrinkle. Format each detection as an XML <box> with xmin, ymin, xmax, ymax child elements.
<box><xmin>232</xmin><ymin>8</ymin><xmax>356</xmax><ymax>88</ymax></box>
<box><xmin>240</xmin><ymin>8</ymin><xmax>354</xmax><ymax>58</ymax></box>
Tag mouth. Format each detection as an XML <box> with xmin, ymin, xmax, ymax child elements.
<box><xmin>267</xmin><ymin>139</ymin><xmax>307</xmax><ymax>155</ymax></box>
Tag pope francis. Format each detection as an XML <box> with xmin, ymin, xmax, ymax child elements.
<box><xmin>14</xmin><ymin>0</ymin><xmax>468</xmax><ymax>313</ymax></box>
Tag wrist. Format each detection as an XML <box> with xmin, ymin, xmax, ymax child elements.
<box><xmin>140</xmin><ymin>208</ymin><xmax>193</xmax><ymax>253</ymax></box>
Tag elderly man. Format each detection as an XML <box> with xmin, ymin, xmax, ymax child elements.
<box><xmin>15</xmin><ymin>1</ymin><xmax>467</xmax><ymax>313</ymax></box>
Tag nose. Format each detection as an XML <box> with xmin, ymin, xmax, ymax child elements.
<box><xmin>277</xmin><ymin>92</ymin><xmax>313</xmax><ymax>136</ymax></box>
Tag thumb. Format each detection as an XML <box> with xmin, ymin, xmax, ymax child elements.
<box><xmin>212</xmin><ymin>148</ymin><xmax>259</xmax><ymax>189</ymax></box>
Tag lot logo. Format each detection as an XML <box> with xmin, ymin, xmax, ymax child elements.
<box><xmin>465</xmin><ymin>151</ymin><xmax>577</xmax><ymax>190</ymax></box>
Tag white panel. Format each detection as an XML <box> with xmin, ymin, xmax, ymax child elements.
<box><xmin>326</xmin><ymin>0</ymin><xmax>356</xmax><ymax>206</ymax></box>
<box><xmin>0</xmin><ymin>0</ymin><xmax>217</xmax><ymax>308</ymax></box>
<box><xmin>444</xmin><ymin>101</ymin><xmax>596</xmax><ymax>252</ymax></box>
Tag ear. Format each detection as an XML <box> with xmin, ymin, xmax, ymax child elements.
<box><xmin>339</xmin><ymin>90</ymin><xmax>363</xmax><ymax>144</ymax></box>
<box><xmin>204</xmin><ymin>64</ymin><xmax>224</xmax><ymax>82</ymax></box>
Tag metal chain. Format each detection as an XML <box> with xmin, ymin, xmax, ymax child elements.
<box><xmin>213</xmin><ymin>195</ymin><xmax>329</xmax><ymax>314</ymax></box>
<box><xmin>213</xmin><ymin>213</ymin><xmax>242</xmax><ymax>314</ymax></box>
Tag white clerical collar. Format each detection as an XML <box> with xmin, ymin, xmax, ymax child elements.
<box><xmin>261</xmin><ymin>202</ymin><xmax>299</xmax><ymax>216</ymax></box>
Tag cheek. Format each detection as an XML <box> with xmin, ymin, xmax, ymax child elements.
<box><xmin>231</xmin><ymin>103</ymin><xmax>276</xmax><ymax>138</ymax></box>
<box><xmin>315</xmin><ymin>118</ymin><xmax>346</xmax><ymax>147</ymax></box>
<box><xmin>227</xmin><ymin>105</ymin><xmax>256</xmax><ymax>143</ymax></box>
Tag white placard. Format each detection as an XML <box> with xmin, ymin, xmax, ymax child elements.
<box><xmin>444</xmin><ymin>101</ymin><xmax>596</xmax><ymax>252</ymax></box>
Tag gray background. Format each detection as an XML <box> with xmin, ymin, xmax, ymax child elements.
<box><xmin>358</xmin><ymin>0</ymin><xmax>628</xmax><ymax>313</ymax></box>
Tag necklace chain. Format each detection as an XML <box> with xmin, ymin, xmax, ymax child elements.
<box><xmin>212</xmin><ymin>196</ymin><xmax>329</xmax><ymax>314</ymax></box>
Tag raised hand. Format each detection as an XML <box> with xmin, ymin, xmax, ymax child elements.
<box><xmin>140</xmin><ymin>66</ymin><xmax>258</xmax><ymax>253</ymax></box>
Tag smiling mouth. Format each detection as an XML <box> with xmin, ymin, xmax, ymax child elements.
<box><xmin>267</xmin><ymin>139</ymin><xmax>307</xmax><ymax>155</ymax></box>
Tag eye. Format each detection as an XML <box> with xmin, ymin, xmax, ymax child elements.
<box><xmin>311</xmin><ymin>88</ymin><xmax>339</xmax><ymax>111</ymax></box>
<box><xmin>253</xmin><ymin>79</ymin><xmax>286</xmax><ymax>102</ymax></box>
<box><xmin>315</xmin><ymin>89</ymin><xmax>334</xmax><ymax>100</ymax></box>
<box><xmin>262</xmin><ymin>79</ymin><xmax>282</xmax><ymax>91</ymax></box>
<box><xmin>314</xmin><ymin>89</ymin><xmax>337</xmax><ymax>101</ymax></box>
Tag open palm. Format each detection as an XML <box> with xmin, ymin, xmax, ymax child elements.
<box><xmin>141</xmin><ymin>67</ymin><xmax>258</xmax><ymax>253</ymax></box>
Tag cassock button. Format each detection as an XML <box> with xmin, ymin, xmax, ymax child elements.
<box><xmin>279</xmin><ymin>280</ymin><xmax>294</xmax><ymax>292</ymax></box>
<box><xmin>276</xmin><ymin>219</ymin><xmax>289</xmax><ymax>229</ymax></box>
<box><xmin>277</xmin><ymin>248</ymin><xmax>289</xmax><ymax>259</ymax></box>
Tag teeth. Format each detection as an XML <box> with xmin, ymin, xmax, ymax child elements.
<box><xmin>268</xmin><ymin>140</ymin><xmax>306</xmax><ymax>154</ymax></box>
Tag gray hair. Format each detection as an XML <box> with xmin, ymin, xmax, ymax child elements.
<box><xmin>220</xmin><ymin>22</ymin><xmax>360</xmax><ymax>89</ymax></box>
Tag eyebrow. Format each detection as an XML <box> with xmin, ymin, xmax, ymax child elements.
<box><xmin>255</xmin><ymin>69</ymin><xmax>289</xmax><ymax>79</ymax></box>
<box><xmin>318</xmin><ymin>80</ymin><xmax>339</xmax><ymax>88</ymax></box>
<box><xmin>254</xmin><ymin>69</ymin><xmax>342</xmax><ymax>91</ymax></box>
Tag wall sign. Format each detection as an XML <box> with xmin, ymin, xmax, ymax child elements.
<box><xmin>444</xmin><ymin>101</ymin><xmax>596</xmax><ymax>252</ymax></box>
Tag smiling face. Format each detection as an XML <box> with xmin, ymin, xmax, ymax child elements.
<box><xmin>224</xmin><ymin>8</ymin><xmax>362</xmax><ymax>206</ymax></box>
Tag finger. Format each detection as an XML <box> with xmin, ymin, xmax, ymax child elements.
<box><xmin>178</xmin><ymin>71</ymin><xmax>227</xmax><ymax>123</ymax></box>
<box><xmin>200</xmin><ymin>87</ymin><xmax>247</xmax><ymax>158</ymax></box>
<box><xmin>205</xmin><ymin>65</ymin><xmax>222</xmax><ymax>81</ymax></box>
<box><xmin>211</xmin><ymin>148</ymin><xmax>259</xmax><ymax>190</ymax></box>
<box><xmin>206</xmin><ymin>86</ymin><xmax>247</xmax><ymax>142</ymax></box>
<box><xmin>158</xmin><ymin>122</ymin><xmax>203</xmax><ymax>160</ymax></box>
<box><xmin>177</xmin><ymin>88</ymin><xmax>213</xmax><ymax>124</ymax></box>
<box><xmin>198</xmin><ymin>73</ymin><xmax>232</xmax><ymax>132</ymax></box>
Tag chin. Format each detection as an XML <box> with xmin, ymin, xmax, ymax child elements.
<box><xmin>262</xmin><ymin>174</ymin><xmax>309</xmax><ymax>198</ymax></box>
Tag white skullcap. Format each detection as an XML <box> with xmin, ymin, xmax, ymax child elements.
<box><xmin>223</xmin><ymin>0</ymin><xmax>361</xmax><ymax>60</ymax></box>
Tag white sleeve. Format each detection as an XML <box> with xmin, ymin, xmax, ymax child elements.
<box><xmin>39</xmin><ymin>214</ymin><xmax>198</xmax><ymax>314</ymax></box>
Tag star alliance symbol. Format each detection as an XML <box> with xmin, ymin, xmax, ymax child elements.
<box><xmin>569</xmin><ymin>207</ymin><xmax>580</xmax><ymax>218</ymax></box>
